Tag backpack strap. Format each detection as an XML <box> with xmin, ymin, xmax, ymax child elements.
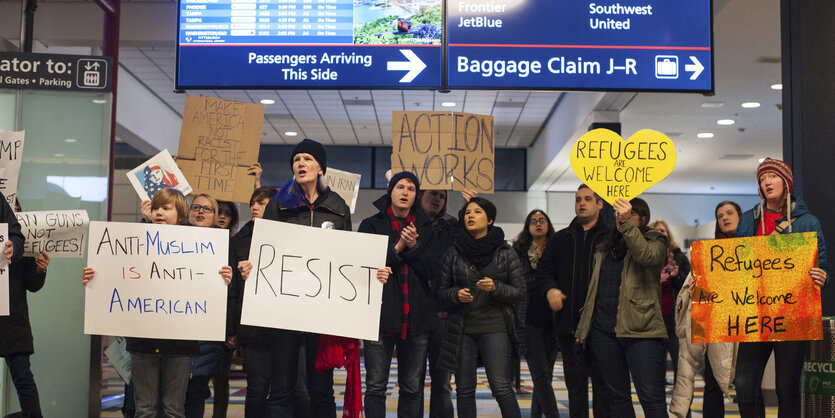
<box><xmin>770</xmin><ymin>217</ymin><xmax>795</xmax><ymax>236</ymax></box>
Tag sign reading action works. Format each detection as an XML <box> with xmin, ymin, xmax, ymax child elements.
<box><xmin>0</xmin><ymin>52</ymin><xmax>112</xmax><ymax>92</ymax></box>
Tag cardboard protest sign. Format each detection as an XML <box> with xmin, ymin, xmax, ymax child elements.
<box><xmin>177</xmin><ymin>96</ymin><xmax>265</xmax><ymax>203</ymax></box>
<box><xmin>690</xmin><ymin>232</ymin><xmax>821</xmax><ymax>343</ymax></box>
<box><xmin>569</xmin><ymin>128</ymin><xmax>676</xmax><ymax>205</ymax></box>
<box><xmin>241</xmin><ymin>218</ymin><xmax>387</xmax><ymax>340</ymax></box>
<box><xmin>323</xmin><ymin>168</ymin><xmax>361</xmax><ymax>214</ymax></box>
<box><xmin>0</xmin><ymin>129</ymin><xmax>24</xmax><ymax>207</ymax></box>
<box><xmin>16</xmin><ymin>210</ymin><xmax>89</xmax><ymax>258</ymax></box>
<box><xmin>0</xmin><ymin>224</ymin><xmax>8</xmax><ymax>316</ymax></box>
<box><xmin>391</xmin><ymin>111</ymin><xmax>495</xmax><ymax>194</ymax></box>
<box><xmin>83</xmin><ymin>221</ymin><xmax>229</xmax><ymax>341</ymax></box>
<box><xmin>127</xmin><ymin>149</ymin><xmax>192</xmax><ymax>200</ymax></box>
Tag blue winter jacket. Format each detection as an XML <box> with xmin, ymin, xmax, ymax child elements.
<box><xmin>736</xmin><ymin>197</ymin><xmax>829</xmax><ymax>286</ymax></box>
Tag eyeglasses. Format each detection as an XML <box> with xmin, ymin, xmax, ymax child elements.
<box><xmin>191</xmin><ymin>205</ymin><xmax>215</xmax><ymax>214</ymax></box>
<box><xmin>530</xmin><ymin>218</ymin><xmax>548</xmax><ymax>225</ymax></box>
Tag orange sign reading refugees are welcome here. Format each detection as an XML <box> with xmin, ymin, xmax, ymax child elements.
<box><xmin>690</xmin><ymin>232</ymin><xmax>822</xmax><ymax>343</ymax></box>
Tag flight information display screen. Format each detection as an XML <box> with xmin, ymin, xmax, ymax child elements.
<box><xmin>176</xmin><ymin>0</ymin><xmax>443</xmax><ymax>89</ymax></box>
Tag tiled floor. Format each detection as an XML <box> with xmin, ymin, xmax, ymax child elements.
<box><xmin>101</xmin><ymin>357</ymin><xmax>776</xmax><ymax>417</ymax></box>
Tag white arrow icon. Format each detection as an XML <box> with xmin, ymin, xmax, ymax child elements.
<box><xmin>387</xmin><ymin>49</ymin><xmax>426</xmax><ymax>83</ymax></box>
<box><xmin>684</xmin><ymin>56</ymin><xmax>704</xmax><ymax>80</ymax></box>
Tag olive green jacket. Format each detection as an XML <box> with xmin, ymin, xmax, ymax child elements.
<box><xmin>576</xmin><ymin>218</ymin><xmax>668</xmax><ymax>340</ymax></box>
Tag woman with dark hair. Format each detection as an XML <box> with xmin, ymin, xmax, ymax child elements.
<box><xmin>575</xmin><ymin>197</ymin><xmax>668</xmax><ymax>418</ymax></box>
<box><xmin>512</xmin><ymin>209</ymin><xmax>559</xmax><ymax>417</ymax></box>
<box><xmin>215</xmin><ymin>200</ymin><xmax>239</xmax><ymax>235</ymax></box>
<box><xmin>670</xmin><ymin>201</ymin><xmax>742</xmax><ymax>417</ymax></box>
<box><xmin>436</xmin><ymin>197</ymin><xmax>525</xmax><ymax>418</ymax></box>
<box><xmin>648</xmin><ymin>219</ymin><xmax>690</xmax><ymax>384</ymax></box>
<box><xmin>734</xmin><ymin>158</ymin><xmax>827</xmax><ymax>417</ymax></box>
<box><xmin>255</xmin><ymin>138</ymin><xmax>354</xmax><ymax>417</ymax></box>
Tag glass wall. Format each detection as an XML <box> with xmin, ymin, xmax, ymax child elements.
<box><xmin>0</xmin><ymin>89</ymin><xmax>110</xmax><ymax>417</ymax></box>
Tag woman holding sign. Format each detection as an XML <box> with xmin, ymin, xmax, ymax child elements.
<box><xmin>259</xmin><ymin>138</ymin><xmax>353</xmax><ymax>417</ymax></box>
<box><xmin>435</xmin><ymin>197</ymin><xmax>526</xmax><ymax>418</ymax></box>
<box><xmin>575</xmin><ymin>198</ymin><xmax>668</xmax><ymax>418</ymax></box>
<box><xmin>734</xmin><ymin>158</ymin><xmax>828</xmax><ymax>417</ymax></box>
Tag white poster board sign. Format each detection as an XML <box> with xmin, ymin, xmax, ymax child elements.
<box><xmin>0</xmin><ymin>224</ymin><xmax>8</xmax><ymax>316</ymax></box>
<box><xmin>0</xmin><ymin>129</ymin><xmax>25</xmax><ymax>207</ymax></box>
<box><xmin>84</xmin><ymin>221</ymin><xmax>229</xmax><ymax>341</ymax></box>
<box><xmin>323</xmin><ymin>168</ymin><xmax>361</xmax><ymax>214</ymax></box>
<box><xmin>127</xmin><ymin>149</ymin><xmax>193</xmax><ymax>201</ymax></box>
<box><xmin>241</xmin><ymin>218</ymin><xmax>387</xmax><ymax>340</ymax></box>
<box><xmin>16</xmin><ymin>210</ymin><xmax>89</xmax><ymax>257</ymax></box>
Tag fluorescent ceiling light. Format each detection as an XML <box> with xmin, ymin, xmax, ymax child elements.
<box><xmin>260</xmin><ymin>99</ymin><xmax>276</xmax><ymax>105</ymax></box>
<box><xmin>441</xmin><ymin>101</ymin><xmax>456</xmax><ymax>107</ymax></box>
<box><xmin>92</xmin><ymin>99</ymin><xmax>107</xmax><ymax>104</ymax></box>
<box><xmin>771</xmin><ymin>83</ymin><xmax>783</xmax><ymax>90</ymax></box>
<box><xmin>54</xmin><ymin>154</ymin><xmax>65</xmax><ymax>157</ymax></box>
<box><xmin>64</xmin><ymin>138</ymin><xmax>77</xmax><ymax>143</ymax></box>
<box><xmin>758</xmin><ymin>158</ymin><xmax>766</xmax><ymax>163</ymax></box>
<box><xmin>741</xmin><ymin>102</ymin><xmax>761</xmax><ymax>108</ymax></box>
<box><xmin>716</xmin><ymin>119</ymin><xmax>735</xmax><ymax>126</ymax></box>
<box><xmin>697</xmin><ymin>132</ymin><xmax>714</xmax><ymax>139</ymax></box>
<box><xmin>700</xmin><ymin>101</ymin><xmax>724</xmax><ymax>108</ymax></box>
<box><xmin>284</xmin><ymin>131</ymin><xmax>298</xmax><ymax>136</ymax></box>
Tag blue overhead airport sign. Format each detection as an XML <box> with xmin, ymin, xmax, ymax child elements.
<box><xmin>446</xmin><ymin>0</ymin><xmax>712</xmax><ymax>91</ymax></box>
<box><xmin>175</xmin><ymin>0</ymin><xmax>713</xmax><ymax>92</ymax></box>
<box><xmin>176</xmin><ymin>0</ymin><xmax>443</xmax><ymax>89</ymax></box>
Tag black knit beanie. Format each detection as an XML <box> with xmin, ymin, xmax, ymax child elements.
<box><xmin>290</xmin><ymin>138</ymin><xmax>327</xmax><ymax>175</ymax></box>
<box><xmin>387</xmin><ymin>171</ymin><xmax>420</xmax><ymax>198</ymax></box>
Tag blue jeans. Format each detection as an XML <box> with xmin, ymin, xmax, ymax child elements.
<box><xmin>455</xmin><ymin>332</ymin><xmax>521</xmax><ymax>418</ymax></box>
<box><xmin>588</xmin><ymin>328</ymin><xmax>667</xmax><ymax>418</ymax></box>
<box><xmin>526</xmin><ymin>324</ymin><xmax>560</xmax><ymax>418</ymax></box>
<box><xmin>5</xmin><ymin>353</ymin><xmax>41</xmax><ymax>417</ymax></box>
<box><xmin>735</xmin><ymin>340</ymin><xmax>806</xmax><ymax>418</ymax></box>
<box><xmin>130</xmin><ymin>352</ymin><xmax>191</xmax><ymax>418</ymax></box>
<box><xmin>427</xmin><ymin>319</ymin><xmax>453</xmax><ymax>418</ymax></box>
<box><xmin>364</xmin><ymin>331</ymin><xmax>429</xmax><ymax>418</ymax></box>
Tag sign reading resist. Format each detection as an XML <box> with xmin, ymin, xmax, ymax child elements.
<box><xmin>84</xmin><ymin>222</ymin><xmax>229</xmax><ymax>341</ymax></box>
<box><xmin>690</xmin><ymin>233</ymin><xmax>822</xmax><ymax>343</ymax></box>
<box><xmin>570</xmin><ymin>128</ymin><xmax>676</xmax><ymax>205</ymax></box>
<box><xmin>241</xmin><ymin>218</ymin><xmax>387</xmax><ymax>340</ymax></box>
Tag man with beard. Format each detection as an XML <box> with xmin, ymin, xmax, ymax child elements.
<box><xmin>536</xmin><ymin>184</ymin><xmax>612</xmax><ymax>417</ymax></box>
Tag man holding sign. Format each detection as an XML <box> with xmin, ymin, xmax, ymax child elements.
<box><xmin>732</xmin><ymin>158</ymin><xmax>828</xmax><ymax>417</ymax></box>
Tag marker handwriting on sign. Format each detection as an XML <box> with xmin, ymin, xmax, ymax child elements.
<box><xmin>391</xmin><ymin>111</ymin><xmax>495</xmax><ymax>193</ymax></box>
<box><xmin>710</xmin><ymin>244</ymin><xmax>795</xmax><ymax>278</ymax></box>
<box><xmin>254</xmin><ymin>244</ymin><xmax>378</xmax><ymax>305</ymax></box>
<box><xmin>95</xmin><ymin>228</ymin><xmax>215</xmax><ymax>257</ymax></box>
<box><xmin>109</xmin><ymin>288</ymin><xmax>207</xmax><ymax>315</ymax></box>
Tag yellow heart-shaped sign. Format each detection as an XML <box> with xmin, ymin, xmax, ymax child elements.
<box><xmin>569</xmin><ymin>128</ymin><xmax>676</xmax><ymax>205</ymax></box>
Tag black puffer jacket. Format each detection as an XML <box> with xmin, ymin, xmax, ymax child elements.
<box><xmin>358</xmin><ymin>195</ymin><xmax>438</xmax><ymax>335</ymax></box>
<box><xmin>434</xmin><ymin>241</ymin><xmax>526</xmax><ymax>373</ymax></box>
<box><xmin>514</xmin><ymin>244</ymin><xmax>552</xmax><ymax>330</ymax></box>
<box><xmin>263</xmin><ymin>187</ymin><xmax>351</xmax><ymax>231</ymax></box>
<box><xmin>536</xmin><ymin>217</ymin><xmax>611</xmax><ymax>337</ymax></box>
<box><xmin>0</xmin><ymin>258</ymin><xmax>45</xmax><ymax>356</ymax></box>
<box><xmin>227</xmin><ymin>220</ymin><xmax>264</xmax><ymax>345</ymax></box>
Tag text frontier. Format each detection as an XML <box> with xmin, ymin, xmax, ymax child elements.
<box><xmin>457</xmin><ymin>56</ymin><xmax>604</xmax><ymax>78</ymax></box>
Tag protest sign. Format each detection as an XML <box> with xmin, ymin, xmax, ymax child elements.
<box><xmin>0</xmin><ymin>129</ymin><xmax>24</xmax><ymax>207</ymax></box>
<box><xmin>690</xmin><ymin>232</ymin><xmax>821</xmax><ymax>343</ymax></box>
<box><xmin>0</xmin><ymin>224</ymin><xmax>8</xmax><ymax>316</ymax></box>
<box><xmin>391</xmin><ymin>111</ymin><xmax>495</xmax><ymax>194</ymax></box>
<box><xmin>569</xmin><ymin>128</ymin><xmax>676</xmax><ymax>205</ymax></box>
<box><xmin>323</xmin><ymin>168</ymin><xmax>361</xmax><ymax>214</ymax></box>
<box><xmin>16</xmin><ymin>210</ymin><xmax>89</xmax><ymax>258</ymax></box>
<box><xmin>177</xmin><ymin>96</ymin><xmax>265</xmax><ymax>203</ymax></box>
<box><xmin>127</xmin><ymin>149</ymin><xmax>192</xmax><ymax>200</ymax></box>
<box><xmin>83</xmin><ymin>221</ymin><xmax>229</xmax><ymax>341</ymax></box>
<box><xmin>240</xmin><ymin>218</ymin><xmax>387</xmax><ymax>340</ymax></box>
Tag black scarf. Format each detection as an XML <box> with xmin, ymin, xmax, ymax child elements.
<box><xmin>454</xmin><ymin>226</ymin><xmax>506</xmax><ymax>270</ymax></box>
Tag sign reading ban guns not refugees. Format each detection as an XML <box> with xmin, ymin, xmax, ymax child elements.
<box><xmin>83</xmin><ymin>222</ymin><xmax>229</xmax><ymax>341</ymax></box>
<box><xmin>241</xmin><ymin>218</ymin><xmax>387</xmax><ymax>341</ymax></box>
<box><xmin>690</xmin><ymin>232</ymin><xmax>822</xmax><ymax>343</ymax></box>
